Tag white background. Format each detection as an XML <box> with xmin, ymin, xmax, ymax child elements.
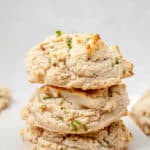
<box><xmin>0</xmin><ymin>0</ymin><xmax>150</xmax><ymax>149</ymax></box>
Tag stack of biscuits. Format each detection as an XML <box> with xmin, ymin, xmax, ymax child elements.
<box><xmin>21</xmin><ymin>32</ymin><xmax>133</xmax><ymax>150</ymax></box>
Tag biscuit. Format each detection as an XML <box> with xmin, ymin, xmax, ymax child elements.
<box><xmin>130</xmin><ymin>90</ymin><xmax>150</xmax><ymax>135</ymax></box>
<box><xmin>20</xmin><ymin>121</ymin><xmax>132</xmax><ymax>150</ymax></box>
<box><xmin>21</xmin><ymin>84</ymin><xmax>129</xmax><ymax>134</ymax></box>
<box><xmin>0</xmin><ymin>86</ymin><xmax>11</xmax><ymax>111</ymax></box>
<box><xmin>25</xmin><ymin>33</ymin><xmax>133</xmax><ymax>90</ymax></box>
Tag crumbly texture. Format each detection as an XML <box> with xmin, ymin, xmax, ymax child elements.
<box><xmin>21</xmin><ymin>84</ymin><xmax>129</xmax><ymax>134</ymax></box>
<box><xmin>25</xmin><ymin>33</ymin><xmax>133</xmax><ymax>90</ymax></box>
<box><xmin>130</xmin><ymin>90</ymin><xmax>150</xmax><ymax>135</ymax></box>
<box><xmin>0</xmin><ymin>86</ymin><xmax>11</xmax><ymax>111</ymax></box>
<box><xmin>21</xmin><ymin>120</ymin><xmax>132</xmax><ymax>150</ymax></box>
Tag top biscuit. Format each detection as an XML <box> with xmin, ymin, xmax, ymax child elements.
<box><xmin>25</xmin><ymin>32</ymin><xmax>133</xmax><ymax>90</ymax></box>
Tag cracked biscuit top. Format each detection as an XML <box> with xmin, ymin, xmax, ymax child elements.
<box><xmin>25</xmin><ymin>32</ymin><xmax>133</xmax><ymax>90</ymax></box>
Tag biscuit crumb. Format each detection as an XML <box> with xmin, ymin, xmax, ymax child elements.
<box><xmin>0</xmin><ymin>86</ymin><xmax>11</xmax><ymax>111</ymax></box>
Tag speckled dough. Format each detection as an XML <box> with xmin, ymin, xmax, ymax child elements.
<box><xmin>25</xmin><ymin>33</ymin><xmax>133</xmax><ymax>90</ymax></box>
<box><xmin>21</xmin><ymin>84</ymin><xmax>129</xmax><ymax>134</ymax></box>
<box><xmin>130</xmin><ymin>90</ymin><xmax>150</xmax><ymax>135</ymax></box>
<box><xmin>0</xmin><ymin>86</ymin><xmax>11</xmax><ymax>111</ymax></box>
<box><xmin>20</xmin><ymin>121</ymin><xmax>132</xmax><ymax>150</ymax></box>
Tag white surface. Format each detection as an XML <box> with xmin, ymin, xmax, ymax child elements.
<box><xmin>0</xmin><ymin>0</ymin><xmax>150</xmax><ymax>149</ymax></box>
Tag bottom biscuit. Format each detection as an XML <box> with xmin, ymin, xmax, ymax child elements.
<box><xmin>20</xmin><ymin>121</ymin><xmax>132</xmax><ymax>150</ymax></box>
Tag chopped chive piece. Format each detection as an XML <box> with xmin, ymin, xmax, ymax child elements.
<box><xmin>67</xmin><ymin>38</ymin><xmax>72</xmax><ymax>49</ymax></box>
<box><xmin>48</xmin><ymin>58</ymin><xmax>51</xmax><ymax>63</ymax></box>
<box><xmin>87</xmin><ymin>37</ymin><xmax>91</xmax><ymax>41</ymax></box>
<box><xmin>42</xmin><ymin>96</ymin><xmax>52</xmax><ymax>100</ymax></box>
<box><xmin>71</xmin><ymin>122</ymin><xmax>78</xmax><ymax>131</ymax></box>
<box><xmin>71</xmin><ymin>120</ymin><xmax>87</xmax><ymax>131</ymax></box>
<box><xmin>73</xmin><ymin>120</ymin><xmax>81</xmax><ymax>125</ymax></box>
<box><xmin>82</xmin><ymin>124</ymin><xmax>88</xmax><ymax>131</ymax></box>
<box><xmin>56</xmin><ymin>30</ymin><xmax>62</xmax><ymax>37</ymax></box>
<box><xmin>71</xmin><ymin>120</ymin><xmax>81</xmax><ymax>131</ymax></box>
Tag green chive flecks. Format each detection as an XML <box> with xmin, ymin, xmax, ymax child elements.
<box><xmin>42</xmin><ymin>96</ymin><xmax>52</xmax><ymax>100</ymax></box>
<box><xmin>56</xmin><ymin>30</ymin><xmax>62</xmax><ymax>37</ymax></box>
<box><xmin>71</xmin><ymin>122</ymin><xmax>78</xmax><ymax>131</ymax></box>
<box><xmin>71</xmin><ymin>120</ymin><xmax>88</xmax><ymax>131</ymax></box>
<box><xmin>82</xmin><ymin>124</ymin><xmax>88</xmax><ymax>131</ymax></box>
<box><xmin>73</xmin><ymin>120</ymin><xmax>81</xmax><ymax>125</ymax></box>
<box><xmin>48</xmin><ymin>58</ymin><xmax>51</xmax><ymax>63</ymax></box>
<box><xmin>71</xmin><ymin>120</ymin><xmax>81</xmax><ymax>131</ymax></box>
<box><xmin>67</xmin><ymin>38</ymin><xmax>72</xmax><ymax>49</ymax></box>
<box><xmin>87</xmin><ymin>37</ymin><xmax>91</xmax><ymax>41</ymax></box>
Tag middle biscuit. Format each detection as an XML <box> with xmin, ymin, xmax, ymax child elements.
<box><xmin>21</xmin><ymin>84</ymin><xmax>129</xmax><ymax>134</ymax></box>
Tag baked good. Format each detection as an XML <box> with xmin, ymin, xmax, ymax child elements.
<box><xmin>20</xmin><ymin>120</ymin><xmax>132</xmax><ymax>150</ymax></box>
<box><xmin>21</xmin><ymin>84</ymin><xmax>129</xmax><ymax>134</ymax></box>
<box><xmin>130</xmin><ymin>90</ymin><xmax>150</xmax><ymax>135</ymax></box>
<box><xmin>25</xmin><ymin>33</ymin><xmax>133</xmax><ymax>90</ymax></box>
<box><xmin>0</xmin><ymin>86</ymin><xmax>11</xmax><ymax>111</ymax></box>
